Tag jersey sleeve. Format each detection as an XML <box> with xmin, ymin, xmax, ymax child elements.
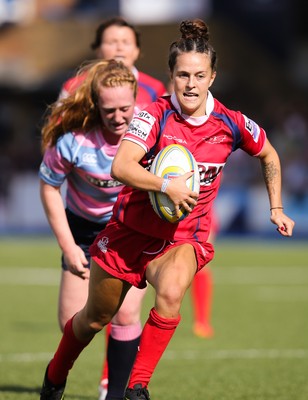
<box><xmin>38</xmin><ymin>134</ymin><xmax>75</xmax><ymax>186</ymax></box>
<box><xmin>123</xmin><ymin>102</ymin><xmax>163</xmax><ymax>152</ymax></box>
<box><xmin>237</xmin><ymin>113</ymin><xmax>267</xmax><ymax>156</ymax></box>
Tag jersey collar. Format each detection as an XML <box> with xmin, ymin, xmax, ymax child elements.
<box><xmin>131</xmin><ymin>66</ymin><xmax>139</xmax><ymax>80</ymax></box>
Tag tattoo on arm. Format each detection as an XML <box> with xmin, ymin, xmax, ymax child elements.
<box><xmin>262</xmin><ymin>161</ymin><xmax>280</xmax><ymax>195</ymax></box>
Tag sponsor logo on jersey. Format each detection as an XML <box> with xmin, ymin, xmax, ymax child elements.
<box><xmin>162</xmin><ymin>134</ymin><xmax>187</xmax><ymax>144</ymax></box>
<box><xmin>97</xmin><ymin>236</ymin><xmax>109</xmax><ymax>253</ymax></box>
<box><xmin>39</xmin><ymin>163</ymin><xmax>52</xmax><ymax>178</ymax></box>
<box><xmin>86</xmin><ymin>175</ymin><xmax>123</xmax><ymax>188</ymax></box>
<box><xmin>243</xmin><ymin>115</ymin><xmax>260</xmax><ymax>143</ymax></box>
<box><xmin>198</xmin><ymin>162</ymin><xmax>225</xmax><ymax>186</ymax></box>
<box><xmin>127</xmin><ymin>112</ymin><xmax>156</xmax><ymax>140</ymax></box>
<box><xmin>82</xmin><ymin>153</ymin><xmax>97</xmax><ymax>165</ymax></box>
<box><xmin>205</xmin><ymin>135</ymin><xmax>226</xmax><ymax>144</ymax></box>
<box><xmin>137</xmin><ymin>111</ymin><xmax>156</xmax><ymax>124</ymax></box>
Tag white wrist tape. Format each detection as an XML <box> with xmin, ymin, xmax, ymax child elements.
<box><xmin>161</xmin><ymin>178</ymin><xmax>170</xmax><ymax>193</ymax></box>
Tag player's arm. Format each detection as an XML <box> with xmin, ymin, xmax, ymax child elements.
<box><xmin>112</xmin><ymin>140</ymin><xmax>161</xmax><ymax>191</ymax></box>
<box><xmin>257</xmin><ymin>138</ymin><xmax>295</xmax><ymax>236</ymax></box>
<box><xmin>111</xmin><ymin>140</ymin><xmax>197</xmax><ymax>214</ymax></box>
<box><xmin>40</xmin><ymin>180</ymin><xmax>89</xmax><ymax>278</ymax></box>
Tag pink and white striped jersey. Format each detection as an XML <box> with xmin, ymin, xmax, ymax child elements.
<box><xmin>39</xmin><ymin>129</ymin><xmax>124</xmax><ymax>223</ymax></box>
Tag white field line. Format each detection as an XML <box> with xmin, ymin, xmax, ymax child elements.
<box><xmin>213</xmin><ymin>266</ymin><xmax>308</xmax><ymax>285</ymax></box>
<box><xmin>1</xmin><ymin>349</ymin><xmax>308</xmax><ymax>363</ymax></box>
<box><xmin>163</xmin><ymin>349</ymin><xmax>308</xmax><ymax>360</ymax></box>
<box><xmin>0</xmin><ymin>267</ymin><xmax>60</xmax><ymax>285</ymax></box>
<box><xmin>1</xmin><ymin>266</ymin><xmax>308</xmax><ymax>286</ymax></box>
<box><xmin>256</xmin><ymin>286</ymin><xmax>308</xmax><ymax>301</ymax></box>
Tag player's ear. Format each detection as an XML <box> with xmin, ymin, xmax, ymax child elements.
<box><xmin>167</xmin><ymin>76</ymin><xmax>174</xmax><ymax>94</ymax></box>
<box><xmin>132</xmin><ymin>46</ymin><xmax>140</xmax><ymax>64</ymax></box>
<box><xmin>209</xmin><ymin>71</ymin><xmax>216</xmax><ymax>87</ymax></box>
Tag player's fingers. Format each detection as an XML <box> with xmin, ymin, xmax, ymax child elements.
<box><xmin>74</xmin><ymin>268</ymin><xmax>89</xmax><ymax>280</ymax></box>
<box><xmin>183</xmin><ymin>170</ymin><xmax>194</xmax><ymax>180</ymax></box>
<box><xmin>190</xmin><ymin>190</ymin><xmax>199</xmax><ymax>200</ymax></box>
<box><xmin>81</xmin><ymin>254</ymin><xmax>89</xmax><ymax>266</ymax></box>
<box><xmin>276</xmin><ymin>224</ymin><xmax>292</xmax><ymax>237</ymax></box>
<box><xmin>175</xmin><ymin>204</ymin><xmax>181</xmax><ymax>219</ymax></box>
<box><xmin>80</xmin><ymin>268</ymin><xmax>90</xmax><ymax>280</ymax></box>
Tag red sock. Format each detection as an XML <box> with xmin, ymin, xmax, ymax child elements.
<box><xmin>192</xmin><ymin>268</ymin><xmax>213</xmax><ymax>327</ymax></box>
<box><xmin>128</xmin><ymin>308</ymin><xmax>180</xmax><ymax>388</ymax></box>
<box><xmin>48</xmin><ymin>316</ymin><xmax>92</xmax><ymax>385</ymax></box>
<box><xmin>100</xmin><ymin>322</ymin><xmax>111</xmax><ymax>383</ymax></box>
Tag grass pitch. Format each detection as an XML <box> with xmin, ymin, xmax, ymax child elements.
<box><xmin>0</xmin><ymin>236</ymin><xmax>307</xmax><ymax>399</ymax></box>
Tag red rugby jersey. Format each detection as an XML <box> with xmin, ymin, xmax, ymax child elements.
<box><xmin>112</xmin><ymin>93</ymin><xmax>266</xmax><ymax>243</ymax></box>
<box><xmin>60</xmin><ymin>69</ymin><xmax>167</xmax><ymax>110</ymax></box>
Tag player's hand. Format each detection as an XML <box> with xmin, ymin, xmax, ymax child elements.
<box><xmin>63</xmin><ymin>245</ymin><xmax>90</xmax><ymax>279</ymax></box>
<box><xmin>270</xmin><ymin>209</ymin><xmax>295</xmax><ymax>237</ymax></box>
<box><xmin>165</xmin><ymin>171</ymin><xmax>199</xmax><ymax>218</ymax></box>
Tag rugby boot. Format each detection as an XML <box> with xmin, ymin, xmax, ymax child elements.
<box><xmin>124</xmin><ymin>383</ymin><xmax>150</xmax><ymax>400</ymax></box>
<box><xmin>40</xmin><ymin>365</ymin><xmax>66</xmax><ymax>400</ymax></box>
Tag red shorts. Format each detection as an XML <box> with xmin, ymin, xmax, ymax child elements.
<box><xmin>89</xmin><ymin>218</ymin><xmax>215</xmax><ymax>289</ymax></box>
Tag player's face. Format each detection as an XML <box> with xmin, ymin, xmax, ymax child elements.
<box><xmin>97</xmin><ymin>85</ymin><xmax>135</xmax><ymax>144</ymax></box>
<box><xmin>171</xmin><ymin>52</ymin><xmax>216</xmax><ymax>117</ymax></box>
<box><xmin>96</xmin><ymin>26</ymin><xmax>140</xmax><ymax>69</ymax></box>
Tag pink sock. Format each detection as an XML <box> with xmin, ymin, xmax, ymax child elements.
<box><xmin>110</xmin><ymin>321</ymin><xmax>142</xmax><ymax>341</ymax></box>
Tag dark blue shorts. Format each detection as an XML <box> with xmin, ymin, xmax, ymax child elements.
<box><xmin>61</xmin><ymin>209</ymin><xmax>107</xmax><ymax>270</ymax></box>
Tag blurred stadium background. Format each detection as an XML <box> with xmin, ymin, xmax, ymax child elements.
<box><xmin>0</xmin><ymin>0</ymin><xmax>307</xmax><ymax>238</ymax></box>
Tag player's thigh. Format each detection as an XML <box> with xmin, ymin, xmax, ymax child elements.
<box><xmin>58</xmin><ymin>269</ymin><xmax>89</xmax><ymax>330</ymax></box>
<box><xmin>85</xmin><ymin>259</ymin><xmax>132</xmax><ymax>322</ymax></box>
<box><xmin>112</xmin><ymin>286</ymin><xmax>147</xmax><ymax>325</ymax></box>
<box><xmin>146</xmin><ymin>243</ymin><xmax>197</xmax><ymax>294</ymax></box>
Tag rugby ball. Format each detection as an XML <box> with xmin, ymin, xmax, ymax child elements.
<box><xmin>149</xmin><ymin>144</ymin><xmax>200</xmax><ymax>223</ymax></box>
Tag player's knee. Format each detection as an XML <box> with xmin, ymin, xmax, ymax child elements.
<box><xmin>112</xmin><ymin>309</ymin><xmax>140</xmax><ymax>325</ymax></box>
<box><xmin>158</xmin><ymin>284</ymin><xmax>185</xmax><ymax>310</ymax></box>
<box><xmin>87</xmin><ymin>314</ymin><xmax>112</xmax><ymax>332</ymax></box>
<box><xmin>82</xmin><ymin>307</ymin><xmax>113</xmax><ymax>332</ymax></box>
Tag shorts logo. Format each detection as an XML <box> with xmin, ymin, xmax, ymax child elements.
<box><xmin>243</xmin><ymin>115</ymin><xmax>260</xmax><ymax>143</ymax></box>
<box><xmin>97</xmin><ymin>237</ymin><xmax>109</xmax><ymax>253</ymax></box>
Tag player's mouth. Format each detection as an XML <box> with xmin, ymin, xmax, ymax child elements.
<box><xmin>183</xmin><ymin>92</ymin><xmax>198</xmax><ymax>97</ymax></box>
<box><xmin>183</xmin><ymin>92</ymin><xmax>199</xmax><ymax>102</ymax></box>
<box><xmin>114</xmin><ymin>55</ymin><xmax>126</xmax><ymax>61</ymax></box>
<box><xmin>112</xmin><ymin>122</ymin><xmax>126</xmax><ymax>131</ymax></box>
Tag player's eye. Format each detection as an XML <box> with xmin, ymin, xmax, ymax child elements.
<box><xmin>177</xmin><ymin>72</ymin><xmax>189</xmax><ymax>79</ymax></box>
<box><xmin>102</xmin><ymin>108</ymin><xmax>115</xmax><ymax>114</ymax></box>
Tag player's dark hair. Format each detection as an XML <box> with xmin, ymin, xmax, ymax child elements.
<box><xmin>91</xmin><ymin>16</ymin><xmax>141</xmax><ymax>50</ymax></box>
<box><xmin>168</xmin><ymin>19</ymin><xmax>217</xmax><ymax>73</ymax></box>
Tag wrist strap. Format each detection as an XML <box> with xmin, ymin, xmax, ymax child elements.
<box><xmin>270</xmin><ymin>207</ymin><xmax>284</xmax><ymax>211</ymax></box>
<box><xmin>161</xmin><ymin>178</ymin><xmax>170</xmax><ymax>193</ymax></box>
